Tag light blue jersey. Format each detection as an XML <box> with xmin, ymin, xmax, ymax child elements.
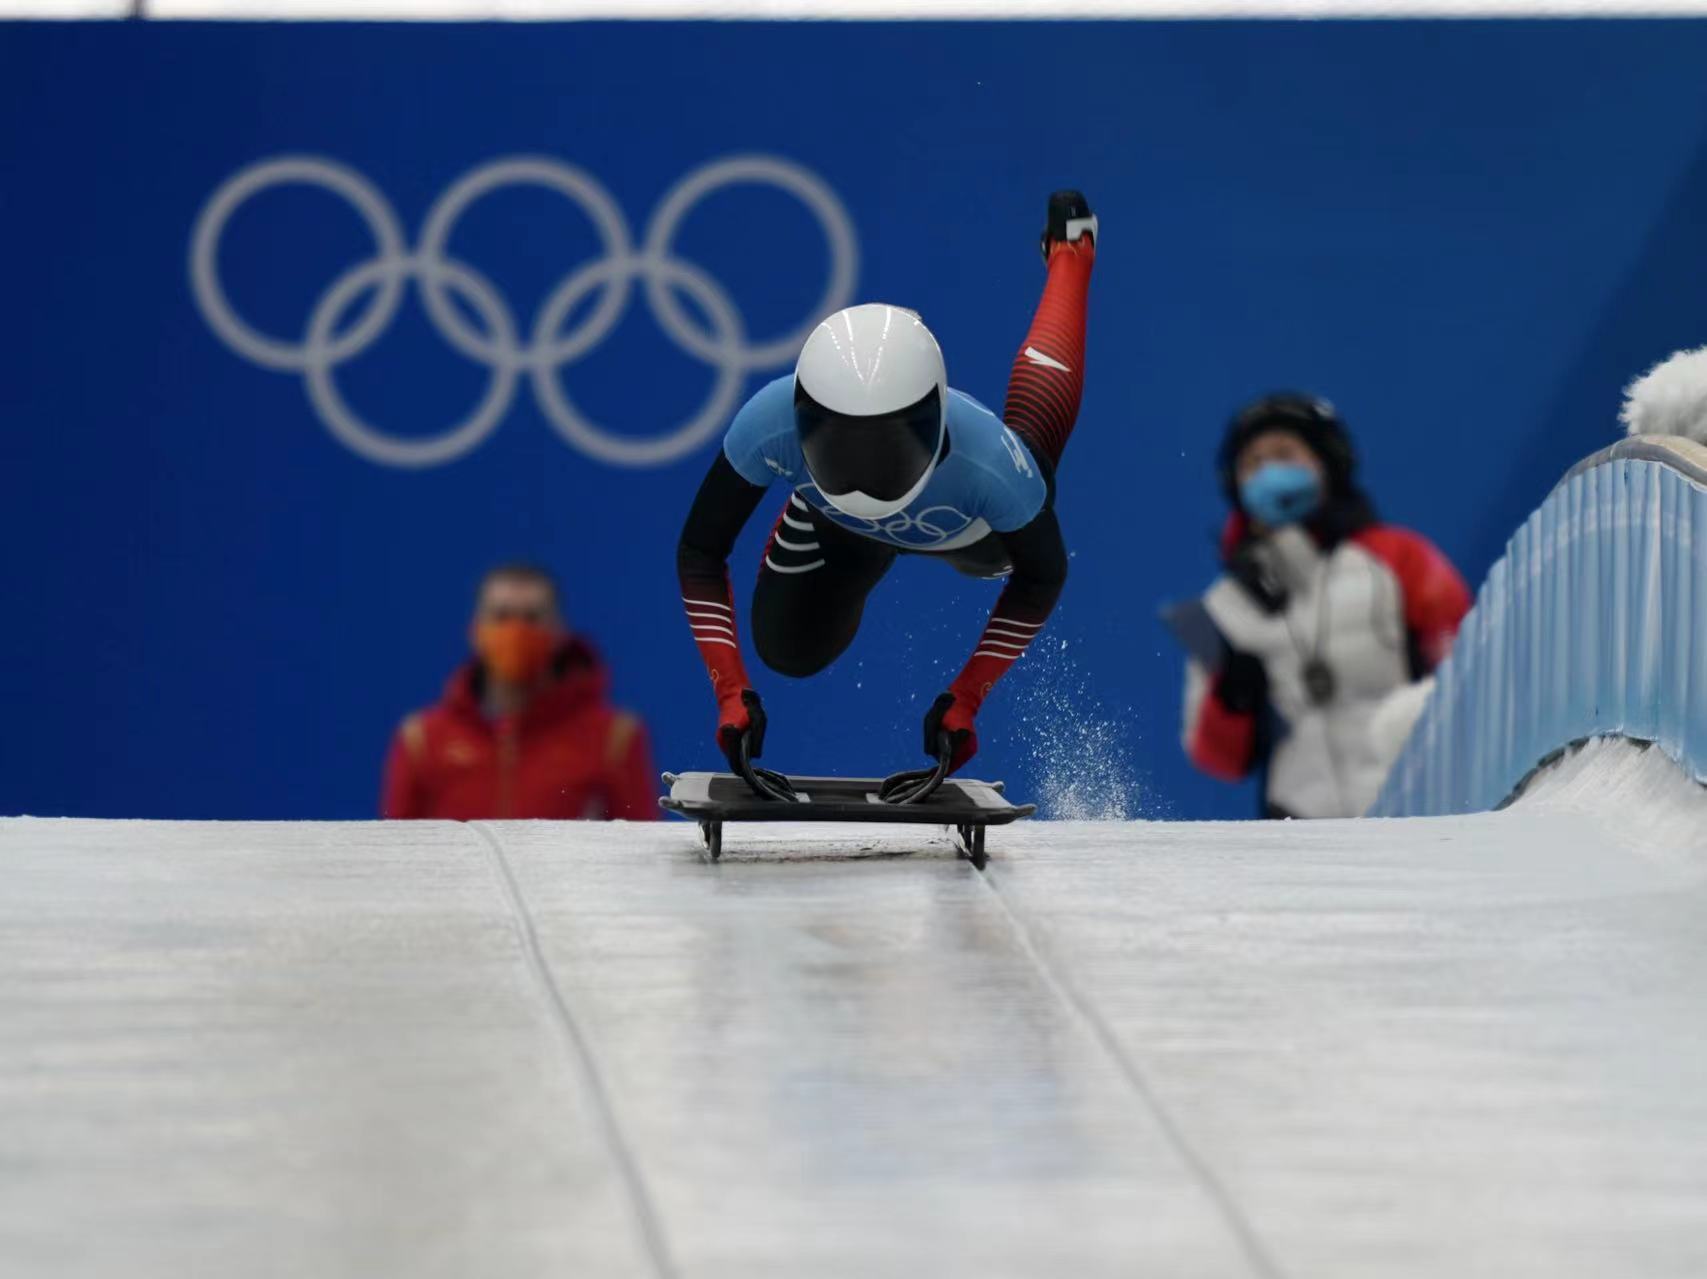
<box><xmin>722</xmin><ymin>375</ymin><xmax>1048</xmax><ymax>552</ymax></box>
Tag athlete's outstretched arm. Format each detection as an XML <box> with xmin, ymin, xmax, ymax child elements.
<box><xmin>677</xmin><ymin>454</ymin><xmax>769</xmax><ymax>759</ymax></box>
<box><xmin>925</xmin><ymin>507</ymin><xmax>1069</xmax><ymax>772</ymax></box>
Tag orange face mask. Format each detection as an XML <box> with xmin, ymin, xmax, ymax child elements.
<box><xmin>473</xmin><ymin>619</ymin><xmax>558</xmax><ymax>685</ymax></box>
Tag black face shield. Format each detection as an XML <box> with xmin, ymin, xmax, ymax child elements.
<box><xmin>794</xmin><ymin>381</ymin><xmax>943</xmax><ymax>506</ymax></box>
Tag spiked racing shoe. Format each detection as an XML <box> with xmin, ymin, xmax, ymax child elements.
<box><xmin>1041</xmin><ymin>189</ymin><xmax>1097</xmax><ymax>259</ymax></box>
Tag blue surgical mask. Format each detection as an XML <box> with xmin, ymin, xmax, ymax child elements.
<box><xmin>1240</xmin><ymin>462</ymin><xmax>1323</xmax><ymax>528</ymax></box>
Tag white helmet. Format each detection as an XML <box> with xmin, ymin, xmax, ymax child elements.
<box><xmin>793</xmin><ymin>303</ymin><xmax>948</xmax><ymax>519</ymax></box>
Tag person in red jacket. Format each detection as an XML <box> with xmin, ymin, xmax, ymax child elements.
<box><xmin>1172</xmin><ymin>394</ymin><xmax>1471</xmax><ymax>818</ymax></box>
<box><xmin>381</xmin><ymin>564</ymin><xmax>657</xmax><ymax>821</ymax></box>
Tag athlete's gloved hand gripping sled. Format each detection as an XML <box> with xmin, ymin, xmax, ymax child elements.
<box><xmin>677</xmin><ymin>191</ymin><xmax>1097</xmax><ymax>779</ymax></box>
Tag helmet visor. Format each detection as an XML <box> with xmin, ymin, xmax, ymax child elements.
<box><xmin>795</xmin><ymin>382</ymin><xmax>943</xmax><ymax>504</ymax></box>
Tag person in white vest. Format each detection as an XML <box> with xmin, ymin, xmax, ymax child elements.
<box><xmin>1174</xmin><ymin>394</ymin><xmax>1471</xmax><ymax>818</ymax></box>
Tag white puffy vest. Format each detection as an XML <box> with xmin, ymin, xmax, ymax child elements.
<box><xmin>1195</xmin><ymin>526</ymin><xmax>1413</xmax><ymax>817</ymax></box>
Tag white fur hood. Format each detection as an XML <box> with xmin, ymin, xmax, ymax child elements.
<box><xmin>1622</xmin><ymin>345</ymin><xmax>1707</xmax><ymax>446</ymax></box>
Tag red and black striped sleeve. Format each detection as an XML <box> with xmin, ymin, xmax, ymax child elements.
<box><xmin>677</xmin><ymin>453</ymin><xmax>768</xmax><ymax>705</ymax></box>
<box><xmin>945</xmin><ymin>506</ymin><xmax>1069</xmax><ymax>713</ymax></box>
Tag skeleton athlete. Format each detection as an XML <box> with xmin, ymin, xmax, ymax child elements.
<box><xmin>677</xmin><ymin>191</ymin><xmax>1097</xmax><ymax>778</ymax></box>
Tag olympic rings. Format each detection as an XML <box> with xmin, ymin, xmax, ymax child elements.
<box><xmin>189</xmin><ymin>153</ymin><xmax>858</xmax><ymax>468</ymax></box>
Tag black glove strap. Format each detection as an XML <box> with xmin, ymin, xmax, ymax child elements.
<box><xmin>879</xmin><ymin>732</ymin><xmax>953</xmax><ymax>806</ymax></box>
<box><xmin>921</xmin><ymin>692</ymin><xmax>957</xmax><ymax>755</ymax></box>
<box><xmin>734</xmin><ymin>731</ymin><xmax>799</xmax><ymax>803</ymax></box>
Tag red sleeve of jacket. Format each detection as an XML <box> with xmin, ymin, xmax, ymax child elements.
<box><xmin>380</xmin><ymin>713</ymin><xmax>428</xmax><ymax>819</ymax></box>
<box><xmin>1352</xmin><ymin>526</ymin><xmax>1473</xmax><ymax>670</ymax></box>
<box><xmin>602</xmin><ymin>712</ymin><xmax>660</xmax><ymax>822</ymax></box>
<box><xmin>1187</xmin><ymin>673</ymin><xmax>1261</xmax><ymax>782</ymax></box>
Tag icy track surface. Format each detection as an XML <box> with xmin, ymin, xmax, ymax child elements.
<box><xmin>4</xmin><ymin>746</ymin><xmax>1706</xmax><ymax>1278</ymax></box>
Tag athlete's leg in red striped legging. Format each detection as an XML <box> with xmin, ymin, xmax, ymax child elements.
<box><xmin>1002</xmin><ymin>236</ymin><xmax>1094</xmax><ymax>469</ymax></box>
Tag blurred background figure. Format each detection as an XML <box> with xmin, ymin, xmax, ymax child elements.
<box><xmin>381</xmin><ymin>564</ymin><xmax>656</xmax><ymax>821</ymax></box>
<box><xmin>1167</xmin><ymin>395</ymin><xmax>1471</xmax><ymax>818</ymax></box>
<box><xmin>1623</xmin><ymin>345</ymin><xmax>1707</xmax><ymax>445</ymax></box>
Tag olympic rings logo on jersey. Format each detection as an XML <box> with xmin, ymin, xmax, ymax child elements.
<box><xmin>189</xmin><ymin>154</ymin><xmax>859</xmax><ymax>469</ymax></box>
<box><xmin>876</xmin><ymin>506</ymin><xmax>977</xmax><ymax>547</ymax></box>
<box><xmin>800</xmin><ymin>486</ymin><xmax>977</xmax><ymax>548</ymax></box>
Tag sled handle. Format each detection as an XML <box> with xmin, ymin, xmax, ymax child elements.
<box><xmin>878</xmin><ymin>733</ymin><xmax>953</xmax><ymax>806</ymax></box>
<box><xmin>736</xmin><ymin>733</ymin><xmax>801</xmax><ymax>803</ymax></box>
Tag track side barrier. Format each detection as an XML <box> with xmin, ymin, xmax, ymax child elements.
<box><xmin>1372</xmin><ymin>437</ymin><xmax>1707</xmax><ymax>817</ymax></box>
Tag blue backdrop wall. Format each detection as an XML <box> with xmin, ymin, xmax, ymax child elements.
<box><xmin>4</xmin><ymin>19</ymin><xmax>1707</xmax><ymax>820</ymax></box>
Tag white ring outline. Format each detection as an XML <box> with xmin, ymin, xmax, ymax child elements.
<box><xmin>415</xmin><ymin>156</ymin><xmax>634</xmax><ymax>369</ymax></box>
<box><xmin>532</xmin><ymin>255</ymin><xmax>746</xmax><ymax>467</ymax></box>
<box><xmin>306</xmin><ymin>255</ymin><xmax>518</xmax><ymax>469</ymax></box>
<box><xmin>889</xmin><ymin>505</ymin><xmax>973</xmax><ymax>541</ymax></box>
<box><xmin>191</xmin><ymin>156</ymin><xmax>408</xmax><ymax>371</ymax></box>
<box><xmin>643</xmin><ymin>154</ymin><xmax>859</xmax><ymax>369</ymax></box>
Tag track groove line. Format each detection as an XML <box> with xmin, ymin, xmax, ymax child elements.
<box><xmin>469</xmin><ymin>822</ymin><xmax>680</xmax><ymax>1279</ymax></box>
<box><xmin>975</xmin><ymin>861</ymin><xmax>1288</xmax><ymax>1279</ymax></box>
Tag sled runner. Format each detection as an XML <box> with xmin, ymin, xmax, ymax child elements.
<box><xmin>659</xmin><ymin>763</ymin><xmax>1034</xmax><ymax>870</ymax></box>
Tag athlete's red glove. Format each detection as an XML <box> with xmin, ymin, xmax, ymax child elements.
<box><xmin>923</xmin><ymin>688</ymin><xmax>980</xmax><ymax>774</ymax></box>
<box><xmin>717</xmin><ymin>688</ymin><xmax>768</xmax><ymax>773</ymax></box>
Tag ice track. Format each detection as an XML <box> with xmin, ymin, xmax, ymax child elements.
<box><xmin>4</xmin><ymin>741</ymin><xmax>1706</xmax><ymax>1278</ymax></box>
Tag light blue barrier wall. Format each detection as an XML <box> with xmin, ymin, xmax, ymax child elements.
<box><xmin>1373</xmin><ymin>439</ymin><xmax>1707</xmax><ymax>818</ymax></box>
